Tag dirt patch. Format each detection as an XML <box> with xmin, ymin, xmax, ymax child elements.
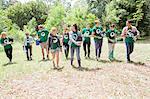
<box><xmin>0</xmin><ymin>63</ymin><xmax>150</xmax><ymax>99</ymax></box>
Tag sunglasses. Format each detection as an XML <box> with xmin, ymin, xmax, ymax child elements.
<box><xmin>111</xmin><ymin>25</ymin><xmax>115</xmax><ymax>27</ymax></box>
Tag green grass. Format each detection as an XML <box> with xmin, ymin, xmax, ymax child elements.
<box><xmin>0</xmin><ymin>39</ymin><xmax>150</xmax><ymax>83</ymax></box>
<box><xmin>0</xmin><ymin>38</ymin><xmax>150</xmax><ymax>98</ymax></box>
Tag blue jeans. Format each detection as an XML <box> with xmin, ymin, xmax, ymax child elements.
<box><xmin>70</xmin><ymin>46</ymin><xmax>81</xmax><ymax>67</ymax></box>
<box><xmin>71</xmin><ymin>46</ymin><xmax>80</xmax><ymax>61</ymax></box>
<box><xmin>95</xmin><ymin>39</ymin><xmax>103</xmax><ymax>58</ymax></box>
<box><xmin>126</xmin><ymin>42</ymin><xmax>134</xmax><ymax>61</ymax></box>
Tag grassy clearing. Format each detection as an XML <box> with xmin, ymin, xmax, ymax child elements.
<box><xmin>0</xmin><ymin>38</ymin><xmax>150</xmax><ymax>98</ymax></box>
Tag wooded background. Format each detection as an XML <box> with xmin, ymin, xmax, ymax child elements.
<box><xmin>0</xmin><ymin>0</ymin><xmax>150</xmax><ymax>41</ymax></box>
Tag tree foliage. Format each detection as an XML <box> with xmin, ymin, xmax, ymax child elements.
<box><xmin>87</xmin><ymin>0</ymin><xmax>150</xmax><ymax>36</ymax></box>
<box><xmin>45</xmin><ymin>2</ymin><xmax>65</xmax><ymax>33</ymax></box>
<box><xmin>45</xmin><ymin>1</ymin><xmax>96</xmax><ymax>34</ymax></box>
<box><xmin>0</xmin><ymin>10</ymin><xmax>12</xmax><ymax>33</ymax></box>
<box><xmin>6</xmin><ymin>1</ymin><xmax>48</xmax><ymax>30</ymax></box>
<box><xmin>0</xmin><ymin>0</ymin><xmax>150</xmax><ymax>39</ymax></box>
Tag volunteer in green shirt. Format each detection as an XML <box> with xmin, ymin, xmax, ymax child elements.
<box><xmin>37</xmin><ymin>25</ymin><xmax>49</xmax><ymax>60</ymax></box>
<box><xmin>62</xmin><ymin>27</ymin><xmax>70</xmax><ymax>59</ymax></box>
<box><xmin>82</xmin><ymin>23</ymin><xmax>92</xmax><ymax>58</ymax></box>
<box><xmin>106</xmin><ymin>24</ymin><xmax>119</xmax><ymax>61</ymax></box>
<box><xmin>0</xmin><ymin>32</ymin><xmax>13</xmax><ymax>63</ymax></box>
<box><xmin>48</xmin><ymin>27</ymin><xmax>62</xmax><ymax>69</ymax></box>
<box><xmin>92</xmin><ymin>20</ymin><xmax>104</xmax><ymax>61</ymax></box>
<box><xmin>121</xmin><ymin>20</ymin><xmax>140</xmax><ymax>62</ymax></box>
<box><xmin>69</xmin><ymin>24</ymin><xmax>82</xmax><ymax>68</ymax></box>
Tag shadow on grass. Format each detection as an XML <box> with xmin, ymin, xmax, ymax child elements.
<box><xmin>24</xmin><ymin>59</ymin><xmax>34</xmax><ymax>62</ymax></box>
<box><xmin>3</xmin><ymin>62</ymin><xmax>17</xmax><ymax>66</ymax></box>
<box><xmin>86</xmin><ymin>57</ymin><xmax>95</xmax><ymax>61</ymax></box>
<box><xmin>86</xmin><ymin>58</ymin><xmax>123</xmax><ymax>63</ymax></box>
<box><xmin>113</xmin><ymin>59</ymin><xmax>123</xmax><ymax>63</ymax></box>
<box><xmin>129</xmin><ymin>61</ymin><xmax>150</xmax><ymax>68</ymax></box>
<box><xmin>98</xmin><ymin>59</ymin><xmax>110</xmax><ymax>63</ymax></box>
<box><xmin>47</xmin><ymin>66</ymin><xmax>64</xmax><ymax>73</ymax></box>
<box><xmin>38</xmin><ymin>59</ymin><xmax>51</xmax><ymax>62</ymax></box>
<box><xmin>72</xmin><ymin>65</ymin><xmax>102</xmax><ymax>72</ymax></box>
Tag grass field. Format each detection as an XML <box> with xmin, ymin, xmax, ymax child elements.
<box><xmin>0</xmin><ymin>38</ymin><xmax>150</xmax><ymax>98</ymax></box>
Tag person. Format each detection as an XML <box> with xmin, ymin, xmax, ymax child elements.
<box><xmin>37</xmin><ymin>25</ymin><xmax>49</xmax><ymax>60</ymax></box>
<box><xmin>92</xmin><ymin>20</ymin><xmax>104</xmax><ymax>61</ymax></box>
<box><xmin>48</xmin><ymin>27</ymin><xmax>62</xmax><ymax>69</ymax></box>
<box><xmin>106</xmin><ymin>24</ymin><xmax>119</xmax><ymax>61</ymax></box>
<box><xmin>23</xmin><ymin>32</ymin><xmax>34</xmax><ymax>61</ymax></box>
<box><xmin>0</xmin><ymin>32</ymin><xmax>13</xmax><ymax>63</ymax></box>
<box><xmin>62</xmin><ymin>27</ymin><xmax>70</xmax><ymax>59</ymax></box>
<box><xmin>121</xmin><ymin>20</ymin><xmax>140</xmax><ymax>63</ymax></box>
<box><xmin>82</xmin><ymin>23</ymin><xmax>92</xmax><ymax>58</ymax></box>
<box><xmin>69</xmin><ymin>24</ymin><xmax>82</xmax><ymax>68</ymax></box>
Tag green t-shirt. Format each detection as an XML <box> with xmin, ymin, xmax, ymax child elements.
<box><xmin>82</xmin><ymin>28</ymin><xmax>92</xmax><ymax>43</ymax></box>
<box><xmin>37</xmin><ymin>29</ymin><xmax>49</xmax><ymax>43</ymax></box>
<box><xmin>106</xmin><ymin>29</ymin><xmax>118</xmax><ymax>43</ymax></box>
<box><xmin>125</xmin><ymin>28</ymin><xmax>135</xmax><ymax>43</ymax></box>
<box><xmin>0</xmin><ymin>37</ymin><xmax>12</xmax><ymax>49</ymax></box>
<box><xmin>63</xmin><ymin>33</ymin><xmax>69</xmax><ymax>44</ymax></box>
<box><xmin>92</xmin><ymin>26</ymin><xmax>104</xmax><ymax>41</ymax></box>
<box><xmin>49</xmin><ymin>35</ymin><xmax>61</xmax><ymax>50</ymax></box>
<box><xmin>71</xmin><ymin>32</ymin><xmax>82</xmax><ymax>48</ymax></box>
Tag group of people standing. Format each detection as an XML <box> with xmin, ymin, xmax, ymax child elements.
<box><xmin>0</xmin><ymin>20</ymin><xmax>139</xmax><ymax>70</ymax></box>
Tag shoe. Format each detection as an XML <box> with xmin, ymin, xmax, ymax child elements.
<box><xmin>9</xmin><ymin>61</ymin><xmax>12</xmax><ymax>64</ymax></box>
<box><xmin>53</xmin><ymin>61</ymin><xmax>57</xmax><ymax>69</ymax></box>
<box><xmin>27</xmin><ymin>58</ymin><xmax>29</xmax><ymax>61</ymax></box>
<box><xmin>127</xmin><ymin>60</ymin><xmax>134</xmax><ymax>63</ymax></box>
<box><xmin>127</xmin><ymin>60</ymin><xmax>131</xmax><ymax>63</ymax></box>
<box><xmin>109</xmin><ymin>58</ymin><xmax>114</xmax><ymax>62</ymax></box>
<box><xmin>30</xmin><ymin>57</ymin><xmax>32</xmax><ymax>60</ymax></box>
<box><xmin>96</xmin><ymin>57</ymin><xmax>100</xmax><ymax>61</ymax></box>
<box><xmin>78</xmin><ymin>60</ymin><xmax>81</xmax><ymax>67</ymax></box>
<box><xmin>71</xmin><ymin>60</ymin><xmax>73</xmax><ymax>66</ymax></box>
<box><xmin>78</xmin><ymin>66</ymin><xmax>83</xmax><ymax>70</ymax></box>
<box><xmin>85</xmin><ymin>56</ymin><xmax>87</xmax><ymax>59</ymax></box>
<box><xmin>66</xmin><ymin>57</ymin><xmax>68</xmax><ymax>60</ymax></box>
<box><xmin>47</xmin><ymin>55</ymin><xmax>49</xmax><ymax>60</ymax></box>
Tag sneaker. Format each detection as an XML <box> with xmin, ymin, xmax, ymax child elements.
<box><xmin>78</xmin><ymin>66</ymin><xmax>83</xmax><ymax>71</ymax></box>
<box><xmin>96</xmin><ymin>57</ymin><xmax>98</xmax><ymax>61</ymax></box>
<box><xmin>47</xmin><ymin>55</ymin><xmax>49</xmax><ymax>60</ymax></box>
<box><xmin>27</xmin><ymin>58</ymin><xmax>29</xmax><ymax>61</ymax></box>
<box><xmin>127</xmin><ymin>60</ymin><xmax>132</xmax><ymax>63</ymax></box>
<box><xmin>109</xmin><ymin>58</ymin><xmax>114</xmax><ymax>62</ymax></box>
<box><xmin>53</xmin><ymin>62</ymin><xmax>57</xmax><ymax>69</ymax></box>
<box><xmin>71</xmin><ymin>60</ymin><xmax>73</xmax><ymax>66</ymax></box>
<box><xmin>30</xmin><ymin>57</ymin><xmax>32</xmax><ymax>60</ymax></box>
<box><xmin>96</xmin><ymin>57</ymin><xmax>100</xmax><ymax>61</ymax></box>
<box><xmin>9</xmin><ymin>61</ymin><xmax>12</xmax><ymax>64</ymax></box>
